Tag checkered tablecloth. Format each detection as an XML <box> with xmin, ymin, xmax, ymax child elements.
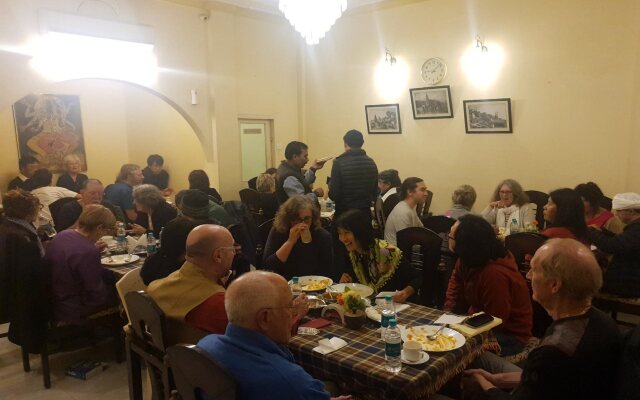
<box><xmin>288</xmin><ymin>304</ymin><xmax>500</xmax><ymax>400</ymax></box>
<box><xmin>107</xmin><ymin>258</ymin><xmax>144</xmax><ymax>278</ymax></box>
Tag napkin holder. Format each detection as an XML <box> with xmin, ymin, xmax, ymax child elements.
<box><xmin>321</xmin><ymin>304</ymin><xmax>344</xmax><ymax>325</ymax></box>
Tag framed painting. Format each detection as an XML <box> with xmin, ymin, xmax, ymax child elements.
<box><xmin>365</xmin><ymin>104</ymin><xmax>402</xmax><ymax>134</ymax></box>
<box><xmin>410</xmin><ymin>85</ymin><xmax>453</xmax><ymax>119</ymax></box>
<box><xmin>463</xmin><ymin>98</ymin><xmax>512</xmax><ymax>133</ymax></box>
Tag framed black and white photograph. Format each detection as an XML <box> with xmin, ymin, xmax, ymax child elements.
<box><xmin>409</xmin><ymin>86</ymin><xmax>453</xmax><ymax>119</ymax></box>
<box><xmin>365</xmin><ymin>103</ymin><xmax>402</xmax><ymax>134</ymax></box>
<box><xmin>463</xmin><ymin>98</ymin><xmax>512</xmax><ymax>133</ymax></box>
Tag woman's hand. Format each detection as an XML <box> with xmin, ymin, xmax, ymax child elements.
<box><xmin>339</xmin><ymin>273</ymin><xmax>352</xmax><ymax>283</ymax></box>
<box><xmin>392</xmin><ymin>287</ymin><xmax>414</xmax><ymax>303</ymax></box>
<box><xmin>464</xmin><ymin>369</ymin><xmax>521</xmax><ymax>390</ymax></box>
<box><xmin>127</xmin><ymin>223</ymin><xmax>146</xmax><ymax>236</ymax></box>
<box><xmin>287</xmin><ymin>223</ymin><xmax>308</xmax><ymax>244</ymax></box>
<box><xmin>95</xmin><ymin>239</ymin><xmax>108</xmax><ymax>252</ymax></box>
<box><xmin>489</xmin><ymin>201</ymin><xmax>504</xmax><ymax>209</ymax></box>
<box><xmin>293</xmin><ymin>293</ymin><xmax>309</xmax><ymax>318</ymax></box>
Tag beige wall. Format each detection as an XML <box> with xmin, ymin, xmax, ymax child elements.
<box><xmin>305</xmin><ymin>0</ymin><xmax>640</xmax><ymax>212</ymax></box>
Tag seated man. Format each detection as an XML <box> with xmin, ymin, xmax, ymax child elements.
<box><xmin>142</xmin><ymin>154</ymin><xmax>173</xmax><ymax>196</ymax></box>
<box><xmin>197</xmin><ymin>271</ymin><xmax>350</xmax><ymax>400</ymax></box>
<box><xmin>464</xmin><ymin>238</ymin><xmax>622</xmax><ymax>400</ymax></box>
<box><xmin>147</xmin><ymin>224</ymin><xmax>235</xmax><ymax>334</ymax></box>
<box><xmin>104</xmin><ymin>164</ymin><xmax>144</xmax><ymax>223</ymax></box>
<box><xmin>56</xmin><ymin>179</ymin><xmax>123</xmax><ymax>231</ymax></box>
<box><xmin>384</xmin><ymin>177</ymin><xmax>428</xmax><ymax>245</ymax></box>
<box><xmin>7</xmin><ymin>156</ymin><xmax>39</xmax><ymax>191</ymax></box>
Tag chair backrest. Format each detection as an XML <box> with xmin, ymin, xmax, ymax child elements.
<box><xmin>258</xmin><ymin>219</ymin><xmax>275</xmax><ymax>248</ymax></box>
<box><xmin>373</xmin><ymin>197</ymin><xmax>385</xmax><ymax>238</ymax></box>
<box><xmin>616</xmin><ymin>322</ymin><xmax>640</xmax><ymax>400</ymax></box>
<box><xmin>601</xmin><ymin>196</ymin><xmax>613</xmax><ymax>211</ymax></box>
<box><xmin>421</xmin><ymin>215</ymin><xmax>455</xmax><ymax>234</ymax></box>
<box><xmin>247</xmin><ymin>176</ymin><xmax>258</xmax><ymax>191</ymax></box>
<box><xmin>396</xmin><ymin>227</ymin><xmax>443</xmax><ymax>307</ymax></box>
<box><xmin>415</xmin><ymin>190</ymin><xmax>434</xmax><ymax>218</ymax></box>
<box><xmin>239</xmin><ymin>189</ymin><xmax>260</xmax><ymax>213</ymax></box>
<box><xmin>524</xmin><ymin>190</ymin><xmax>549</xmax><ymax>229</ymax></box>
<box><xmin>504</xmin><ymin>232</ymin><xmax>548</xmax><ymax>275</ymax></box>
<box><xmin>49</xmin><ymin>197</ymin><xmax>77</xmax><ymax>229</ymax></box>
<box><xmin>124</xmin><ymin>291</ymin><xmax>168</xmax><ymax>352</ymax></box>
<box><xmin>167</xmin><ymin>344</ymin><xmax>236</xmax><ymax>400</ymax></box>
<box><xmin>382</xmin><ymin>193</ymin><xmax>400</xmax><ymax>218</ymax></box>
<box><xmin>116</xmin><ymin>268</ymin><xmax>146</xmax><ymax>324</ymax></box>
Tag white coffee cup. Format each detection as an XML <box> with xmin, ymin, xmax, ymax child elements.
<box><xmin>403</xmin><ymin>340</ymin><xmax>422</xmax><ymax>362</ymax></box>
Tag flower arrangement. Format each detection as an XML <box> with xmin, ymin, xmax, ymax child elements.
<box><xmin>336</xmin><ymin>289</ymin><xmax>367</xmax><ymax>314</ymax></box>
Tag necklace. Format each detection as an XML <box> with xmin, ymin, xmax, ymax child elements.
<box><xmin>556</xmin><ymin>304</ymin><xmax>591</xmax><ymax>320</ymax></box>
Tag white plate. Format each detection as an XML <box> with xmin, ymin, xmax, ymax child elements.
<box><xmin>400</xmin><ymin>325</ymin><xmax>466</xmax><ymax>352</ymax></box>
<box><xmin>365</xmin><ymin>306</ymin><xmax>381</xmax><ymax>322</ymax></box>
<box><xmin>328</xmin><ymin>283</ymin><xmax>374</xmax><ymax>298</ymax></box>
<box><xmin>290</xmin><ymin>276</ymin><xmax>333</xmax><ymax>292</ymax></box>
<box><xmin>401</xmin><ymin>350</ymin><xmax>430</xmax><ymax>365</ymax></box>
<box><xmin>101</xmin><ymin>254</ymin><xmax>140</xmax><ymax>266</ymax></box>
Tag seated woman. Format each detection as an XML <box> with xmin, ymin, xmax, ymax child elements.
<box><xmin>263</xmin><ymin>196</ymin><xmax>333</xmax><ymax>281</ymax></box>
<box><xmin>443</xmin><ymin>184</ymin><xmax>477</xmax><ymax>219</ymax></box>
<box><xmin>336</xmin><ymin>209</ymin><xmax>420</xmax><ymax>303</ymax></box>
<box><xmin>542</xmin><ymin>188</ymin><xmax>587</xmax><ymax>242</ymax></box>
<box><xmin>481</xmin><ymin>179</ymin><xmax>536</xmax><ymax>232</ymax></box>
<box><xmin>574</xmin><ymin>181</ymin><xmax>624</xmax><ymax>233</ymax></box>
<box><xmin>256</xmin><ymin>172</ymin><xmax>279</xmax><ymax>221</ymax></box>
<box><xmin>129</xmin><ymin>184</ymin><xmax>177</xmax><ymax>237</ymax></box>
<box><xmin>378</xmin><ymin>169</ymin><xmax>401</xmax><ymax>202</ymax></box>
<box><xmin>464</xmin><ymin>239</ymin><xmax>621</xmax><ymax>399</ymax></box>
<box><xmin>587</xmin><ymin>192</ymin><xmax>640</xmax><ymax>298</ymax></box>
<box><xmin>189</xmin><ymin>169</ymin><xmax>222</xmax><ymax>204</ymax></box>
<box><xmin>45</xmin><ymin>205</ymin><xmax>118</xmax><ymax>325</ymax></box>
<box><xmin>0</xmin><ymin>190</ymin><xmax>47</xmax><ymax>349</ymax></box>
<box><xmin>444</xmin><ymin>215</ymin><xmax>533</xmax><ymax>356</ymax></box>
<box><xmin>56</xmin><ymin>154</ymin><xmax>88</xmax><ymax>193</ymax></box>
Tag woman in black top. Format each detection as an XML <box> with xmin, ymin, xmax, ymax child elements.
<box><xmin>188</xmin><ymin>169</ymin><xmax>222</xmax><ymax>204</ymax></box>
<box><xmin>263</xmin><ymin>196</ymin><xmax>333</xmax><ymax>281</ymax></box>
<box><xmin>56</xmin><ymin>154</ymin><xmax>88</xmax><ymax>193</ymax></box>
<box><xmin>130</xmin><ymin>184</ymin><xmax>177</xmax><ymax>237</ymax></box>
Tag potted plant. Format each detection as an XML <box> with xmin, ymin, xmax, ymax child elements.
<box><xmin>337</xmin><ymin>290</ymin><xmax>367</xmax><ymax>329</ymax></box>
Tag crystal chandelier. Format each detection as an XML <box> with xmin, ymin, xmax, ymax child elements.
<box><xmin>279</xmin><ymin>0</ymin><xmax>347</xmax><ymax>45</ymax></box>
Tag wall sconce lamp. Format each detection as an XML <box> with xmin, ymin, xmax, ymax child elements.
<box><xmin>476</xmin><ymin>35</ymin><xmax>488</xmax><ymax>52</ymax></box>
<box><xmin>385</xmin><ymin>48</ymin><xmax>396</xmax><ymax>66</ymax></box>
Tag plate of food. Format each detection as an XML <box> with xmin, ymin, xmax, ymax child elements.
<box><xmin>400</xmin><ymin>325</ymin><xmax>465</xmax><ymax>352</ymax></box>
<box><xmin>101</xmin><ymin>254</ymin><xmax>140</xmax><ymax>267</ymax></box>
<box><xmin>291</xmin><ymin>276</ymin><xmax>334</xmax><ymax>292</ymax></box>
<box><xmin>327</xmin><ymin>283</ymin><xmax>374</xmax><ymax>298</ymax></box>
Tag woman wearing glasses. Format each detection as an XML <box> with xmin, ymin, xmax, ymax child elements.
<box><xmin>263</xmin><ymin>196</ymin><xmax>334</xmax><ymax>281</ymax></box>
<box><xmin>481</xmin><ymin>179</ymin><xmax>537</xmax><ymax>232</ymax></box>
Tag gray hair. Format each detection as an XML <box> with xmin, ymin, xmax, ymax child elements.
<box><xmin>452</xmin><ymin>184</ymin><xmax>477</xmax><ymax>210</ymax></box>
<box><xmin>133</xmin><ymin>184</ymin><xmax>164</xmax><ymax>209</ymax></box>
<box><xmin>225</xmin><ymin>271</ymin><xmax>285</xmax><ymax>328</ymax></box>
<box><xmin>491</xmin><ymin>178</ymin><xmax>529</xmax><ymax>206</ymax></box>
<box><xmin>63</xmin><ymin>154</ymin><xmax>81</xmax><ymax>166</ymax></box>
<box><xmin>256</xmin><ymin>173</ymin><xmax>275</xmax><ymax>193</ymax></box>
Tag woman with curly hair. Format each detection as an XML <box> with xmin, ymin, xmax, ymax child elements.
<box><xmin>481</xmin><ymin>179</ymin><xmax>537</xmax><ymax>231</ymax></box>
<box><xmin>336</xmin><ymin>209</ymin><xmax>420</xmax><ymax>303</ymax></box>
<box><xmin>263</xmin><ymin>196</ymin><xmax>333</xmax><ymax>280</ymax></box>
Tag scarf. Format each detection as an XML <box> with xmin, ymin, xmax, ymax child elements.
<box><xmin>349</xmin><ymin>239</ymin><xmax>403</xmax><ymax>293</ymax></box>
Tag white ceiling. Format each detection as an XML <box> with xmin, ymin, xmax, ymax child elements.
<box><xmin>204</xmin><ymin>0</ymin><xmax>388</xmax><ymax>15</ymax></box>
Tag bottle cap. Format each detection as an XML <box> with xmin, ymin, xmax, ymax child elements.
<box><xmin>388</xmin><ymin>318</ymin><xmax>397</xmax><ymax>327</ymax></box>
<box><xmin>292</xmin><ymin>277</ymin><xmax>299</xmax><ymax>283</ymax></box>
<box><xmin>385</xmin><ymin>295</ymin><xmax>392</xmax><ymax>301</ymax></box>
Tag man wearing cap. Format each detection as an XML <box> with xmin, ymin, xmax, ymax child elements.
<box><xmin>587</xmin><ymin>192</ymin><xmax>640</xmax><ymax>297</ymax></box>
<box><xmin>328</xmin><ymin>130</ymin><xmax>378</xmax><ymax>216</ymax></box>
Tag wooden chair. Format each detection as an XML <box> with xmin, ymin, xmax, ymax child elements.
<box><xmin>238</xmin><ymin>188</ymin><xmax>264</xmax><ymax>224</ymax></box>
<box><xmin>421</xmin><ymin>215</ymin><xmax>455</xmax><ymax>234</ymax></box>
<box><xmin>593</xmin><ymin>293</ymin><xmax>640</xmax><ymax>328</ymax></box>
<box><xmin>255</xmin><ymin>218</ymin><xmax>274</xmax><ymax>269</ymax></box>
<box><xmin>116</xmin><ymin>268</ymin><xmax>147</xmax><ymax>324</ymax></box>
<box><xmin>124</xmin><ymin>291</ymin><xmax>172</xmax><ymax>400</ymax></box>
<box><xmin>382</xmin><ymin>193</ymin><xmax>400</xmax><ymax>219</ymax></box>
<box><xmin>524</xmin><ymin>190</ymin><xmax>549</xmax><ymax>229</ymax></box>
<box><xmin>504</xmin><ymin>232</ymin><xmax>551</xmax><ymax>338</ymax></box>
<box><xmin>49</xmin><ymin>197</ymin><xmax>77</xmax><ymax>229</ymax></box>
<box><xmin>167</xmin><ymin>344</ymin><xmax>236</xmax><ymax>400</ymax></box>
<box><xmin>396</xmin><ymin>227</ymin><xmax>442</xmax><ymax>307</ymax></box>
<box><xmin>373</xmin><ymin>197</ymin><xmax>385</xmax><ymax>239</ymax></box>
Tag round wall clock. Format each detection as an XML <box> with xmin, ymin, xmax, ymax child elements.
<box><xmin>421</xmin><ymin>58</ymin><xmax>447</xmax><ymax>85</ymax></box>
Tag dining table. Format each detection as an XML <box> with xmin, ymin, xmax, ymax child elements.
<box><xmin>107</xmin><ymin>256</ymin><xmax>144</xmax><ymax>278</ymax></box>
<box><xmin>289</xmin><ymin>303</ymin><xmax>500</xmax><ymax>400</ymax></box>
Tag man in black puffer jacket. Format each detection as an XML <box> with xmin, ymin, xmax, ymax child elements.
<box><xmin>328</xmin><ymin>130</ymin><xmax>378</xmax><ymax>217</ymax></box>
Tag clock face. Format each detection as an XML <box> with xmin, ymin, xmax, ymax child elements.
<box><xmin>421</xmin><ymin>58</ymin><xmax>447</xmax><ymax>85</ymax></box>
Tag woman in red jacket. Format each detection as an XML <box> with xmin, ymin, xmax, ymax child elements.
<box><xmin>445</xmin><ymin>214</ymin><xmax>533</xmax><ymax>356</ymax></box>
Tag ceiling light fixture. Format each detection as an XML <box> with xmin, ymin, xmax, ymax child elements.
<box><xmin>279</xmin><ymin>0</ymin><xmax>347</xmax><ymax>45</ymax></box>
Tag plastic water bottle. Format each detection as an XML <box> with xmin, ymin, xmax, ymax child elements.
<box><xmin>380</xmin><ymin>295</ymin><xmax>396</xmax><ymax>339</ymax></box>
<box><xmin>510</xmin><ymin>218</ymin><xmax>520</xmax><ymax>234</ymax></box>
<box><xmin>384</xmin><ymin>318</ymin><xmax>402</xmax><ymax>373</ymax></box>
<box><xmin>325</xmin><ymin>199</ymin><xmax>334</xmax><ymax>212</ymax></box>
<box><xmin>146</xmin><ymin>232</ymin><xmax>157</xmax><ymax>255</ymax></box>
<box><xmin>116</xmin><ymin>222</ymin><xmax>127</xmax><ymax>253</ymax></box>
<box><xmin>290</xmin><ymin>276</ymin><xmax>301</xmax><ymax>296</ymax></box>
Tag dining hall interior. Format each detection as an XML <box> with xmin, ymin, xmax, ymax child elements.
<box><xmin>1</xmin><ymin>0</ymin><xmax>640</xmax><ymax>399</ymax></box>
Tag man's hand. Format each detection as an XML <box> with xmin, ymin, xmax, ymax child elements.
<box><xmin>339</xmin><ymin>273</ymin><xmax>352</xmax><ymax>283</ymax></box>
<box><xmin>313</xmin><ymin>187</ymin><xmax>325</xmax><ymax>198</ymax></box>
<box><xmin>127</xmin><ymin>223</ymin><xmax>146</xmax><ymax>236</ymax></box>
<box><xmin>310</xmin><ymin>159</ymin><xmax>327</xmax><ymax>171</ymax></box>
<box><xmin>464</xmin><ymin>369</ymin><xmax>521</xmax><ymax>390</ymax></box>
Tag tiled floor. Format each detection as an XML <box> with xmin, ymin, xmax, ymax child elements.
<box><xmin>0</xmin><ymin>324</ymin><xmax>141</xmax><ymax>400</ymax></box>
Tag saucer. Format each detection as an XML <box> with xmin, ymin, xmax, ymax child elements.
<box><xmin>401</xmin><ymin>350</ymin><xmax>429</xmax><ymax>365</ymax></box>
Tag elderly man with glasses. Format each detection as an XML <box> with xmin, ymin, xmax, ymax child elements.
<box><xmin>198</xmin><ymin>271</ymin><xmax>351</xmax><ymax>400</ymax></box>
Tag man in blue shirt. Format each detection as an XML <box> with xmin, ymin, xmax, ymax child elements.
<box><xmin>198</xmin><ymin>271</ymin><xmax>351</xmax><ymax>400</ymax></box>
<box><xmin>104</xmin><ymin>164</ymin><xmax>144</xmax><ymax>223</ymax></box>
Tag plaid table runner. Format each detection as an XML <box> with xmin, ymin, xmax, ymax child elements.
<box><xmin>289</xmin><ymin>304</ymin><xmax>500</xmax><ymax>399</ymax></box>
<box><xmin>108</xmin><ymin>258</ymin><xmax>143</xmax><ymax>278</ymax></box>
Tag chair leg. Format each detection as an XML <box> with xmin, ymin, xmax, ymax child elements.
<box><xmin>126</xmin><ymin>338</ymin><xmax>143</xmax><ymax>400</ymax></box>
<box><xmin>115</xmin><ymin>329</ymin><xmax>124</xmax><ymax>364</ymax></box>
<box><xmin>41</xmin><ymin>347</ymin><xmax>51</xmax><ymax>389</ymax></box>
<box><xmin>21</xmin><ymin>347</ymin><xmax>30</xmax><ymax>372</ymax></box>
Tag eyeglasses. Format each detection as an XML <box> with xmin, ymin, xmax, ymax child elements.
<box><xmin>294</xmin><ymin>216</ymin><xmax>313</xmax><ymax>224</ymax></box>
<box><xmin>217</xmin><ymin>245</ymin><xmax>242</xmax><ymax>254</ymax></box>
<box><xmin>499</xmin><ymin>190</ymin><xmax>513</xmax><ymax>195</ymax></box>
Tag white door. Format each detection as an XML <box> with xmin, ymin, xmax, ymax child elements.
<box><xmin>239</xmin><ymin>120</ymin><xmax>274</xmax><ymax>182</ymax></box>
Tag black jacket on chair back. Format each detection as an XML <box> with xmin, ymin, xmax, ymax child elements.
<box><xmin>328</xmin><ymin>149</ymin><xmax>378</xmax><ymax>214</ymax></box>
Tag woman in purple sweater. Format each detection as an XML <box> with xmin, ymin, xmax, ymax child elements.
<box><xmin>45</xmin><ymin>204</ymin><xmax>118</xmax><ymax>325</ymax></box>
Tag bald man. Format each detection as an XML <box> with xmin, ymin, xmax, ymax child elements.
<box><xmin>464</xmin><ymin>238</ymin><xmax>621</xmax><ymax>400</ymax></box>
<box><xmin>197</xmin><ymin>271</ymin><xmax>351</xmax><ymax>400</ymax></box>
<box><xmin>148</xmin><ymin>224</ymin><xmax>236</xmax><ymax>334</ymax></box>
